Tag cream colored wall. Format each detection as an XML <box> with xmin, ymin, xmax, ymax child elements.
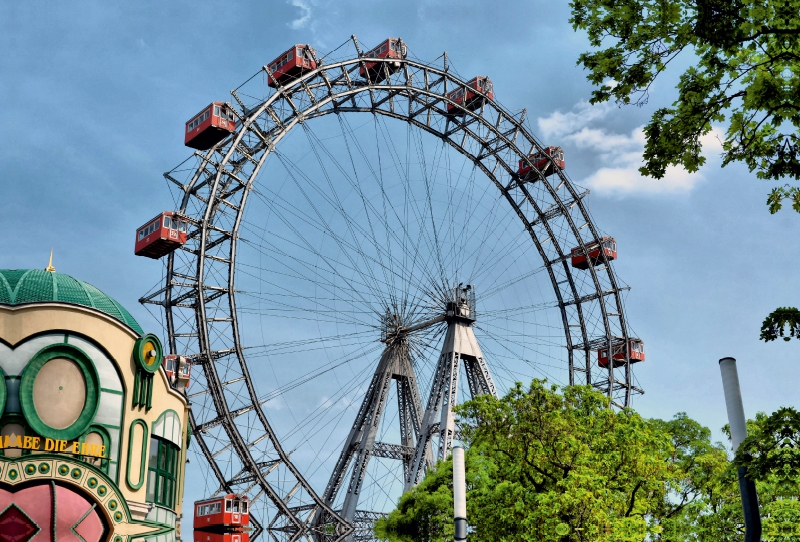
<box><xmin>0</xmin><ymin>303</ymin><xmax>190</xmax><ymax>518</ymax></box>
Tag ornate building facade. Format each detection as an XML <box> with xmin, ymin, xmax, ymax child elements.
<box><xmin>0</xmin><ymin>268</ymin><xmax>189</xmax><ymax>542</ymax></box>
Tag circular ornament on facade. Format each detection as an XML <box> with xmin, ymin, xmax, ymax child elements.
<box><xmin>25</xmin><ymin>464</ymin><xmax>36</xmax><ymax>475</ymax></box>
<box><xmin>108</xmin><ymin>499</ymin><xmax>118</xmax><ymax>510</ymax></box>
<box><xmin>59</xmin><ymin>465</ymin><xmax>70</xmax><ymax>475</ymax></box>
<box><xmin>133</xmin><ymin>334</ymin><xmax>163</xmax><ymax>374</ymax></box>
<box><xmin>8</xmin><ymin>469</ymin><xmax>18</xmax><ymax>480</ymax></box>
<box><xmin>71</xmin><ymin>468</ymin><xmax>82</xmax><ymax>479</ymax></box>
<box><xmin>38</xmin><ymin>463</ymin><xmax>50</xmax><ymax>474</ymax></box>
<box><xmin>98</xmin><ymin>485</ymin><xmax>107</xmax><ymax>496</ymax></box>
<box><xmin>20</xmin><ymin>344</ymin><xmax>100</xmax><ymax>440</ymax></box>
<box><xmin>88</xmin><ymin>477</ymin><xmax>98</xmax><ymax>488</ymax></box>
<box><xmin>114</xmin><ymin>511</ymin><xmax>123</xmax><ymax>522</ymax></box>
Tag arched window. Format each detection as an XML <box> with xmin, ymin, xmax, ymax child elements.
<box><xmin>146</xmin><ymin>410</ymin><xmax>183</xmax><ymax>508</ymax></box>
<box><xmin>80</xmin><ymin>425</ymin><xmax>111</xmax><ymax>473</ymax></box>
<box><xmin>146</xmin><ymin>436</ymin><xmax>179</xmax><ymax>508</ymax></box>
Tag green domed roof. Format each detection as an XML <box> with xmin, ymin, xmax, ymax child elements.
<box><xmin>0</xmin><ymin>269</ymin><xmax>143</xmax><ymax>335</ymax></box>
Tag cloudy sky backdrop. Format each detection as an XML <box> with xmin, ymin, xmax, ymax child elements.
<box><xmin>3</xmin><ymin>0</ymin><xmax>798</xmax><ymax>522</ymax></box>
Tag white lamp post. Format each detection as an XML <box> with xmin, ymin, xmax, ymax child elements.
<box><xmin>718</xmin><ymin>357</ymin><xmax>761</xmax><ymax>542</ymax></box>
<box><xmin>453</xmin><ymin>445</ymin><xmax>467</xmax><ymax>542</ymax></box>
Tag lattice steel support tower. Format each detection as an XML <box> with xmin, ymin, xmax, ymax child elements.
<box><xmin>321</xmin><ymin>328</ymin><xmax>425</xmax><ymax>538</ymax></box>
<box><xmin>407</xmin><ymin>286</ymin><xmax>497</xmax><ymax>489</ymax></box>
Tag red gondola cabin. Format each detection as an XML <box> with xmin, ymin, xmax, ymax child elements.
<box><xmin>570</xmin><ymin>236</ymin><xmax>617</xmax><ymax>270</ymax></box>
<box><xmin>194</xmin><ymin>533</ymin><xmax>249</xmax><ymax>542</ymax></box>
<box><xmin>194</xmin><ymin>494</ymin><xmax>250</xmax><ymax>531</ymax></box>
<box><xmin>163</xmin><ymin>354</ymin><xmax>191</xmax><ymax>391</ymax></box>
<box><xmin>134</xmin><ymin>212</ymin><xmax>189</xmax><ymax>259</ymax></box>
<box><xmin>267</xmin><ymin>44</ymin><xmax>317</xmax><ymax>88</ymax></box>
<box><xmin>185</xmin><ymin>102</ymin><xmax>236</xmax><ymax>150</ymax></box>
<box><xmin>518</xmin><ymin>146</ymin><xmax>565</xmax><ymax>177</ymax></box>
<box><xmin>360</xmin><ymin>38</ymin><xmax>407</xmax><ymax>83</ymax></box>
<box><xmin>598</xmin><ymin>338</ymin><xmax>645</xmax><ymax>368</ymax></box>
<box><xmin>446</xmin><ymin>76</ymin><xmax>494</xmax><ymax>115</ymax></box>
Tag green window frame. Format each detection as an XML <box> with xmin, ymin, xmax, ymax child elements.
<box><xmin>146</xmin><ymin>435</ymin><xmax>179</xmax><ymax>508</ymax></box>
<box><xmin>20</xmin><ymin>343</ymin><xmax>100</xmax><ymax>441</ymax></box>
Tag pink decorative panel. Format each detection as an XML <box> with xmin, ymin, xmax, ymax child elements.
<box><xmin>0</xmin><ymin>482</ymin><xmax>106</xmax><ymax>542</ymax></box>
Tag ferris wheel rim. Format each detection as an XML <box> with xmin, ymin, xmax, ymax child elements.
<box><xmin>149</xmin><ymin>44</ymin><xmax>639</xmax><ymax>542</ymax></box>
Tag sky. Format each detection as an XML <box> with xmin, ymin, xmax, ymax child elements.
<box><xmin>2</xmin><ymin>0</ymin><xmax>799</xmax><ymax>527</ymax></box>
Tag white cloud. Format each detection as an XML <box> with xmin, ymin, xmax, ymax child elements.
<box><xmin>583</xmin><ymin>164</ymin><xmax>700</xmax><ymax>194</ymax></box>
<box><xmin>537</xmin><ymin>100</ymin><xmax>724</xmax><ymax>196</ymax></box>
<box><xmin>537</xmin><ymin>100</ymin><xmax>615</xmax><ymax>140</ymax></box>
<box><xmin>287</xmin><ymin>0</ymin><xmax>312</xmax><ymax>29</ymax></box>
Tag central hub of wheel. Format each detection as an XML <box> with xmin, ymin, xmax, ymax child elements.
<box><xmin>445</xmin><ymin>284</ymin><xmax>476</xmax><ymax>323</ymax></box>
<box><xmin>379</xmin><ymin>284</ymin><xmax>477</xmax><ymax>344</ymax></box>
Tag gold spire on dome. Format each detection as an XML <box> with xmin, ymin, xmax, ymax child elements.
<box><xmin>45</xmin><ymin>248</ymin><xmax>56</xmax><ymax>273</ymax></box>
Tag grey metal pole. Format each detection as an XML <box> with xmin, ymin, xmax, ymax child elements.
<box><xmin>453</xmin><ymin>445</ymin><xmax>467</xmax><ymax>542</ymax></box>
<box><xmin>719</xmin><ymin>357</ymin><xmax>761</xmax><ymax>542</ymax></box>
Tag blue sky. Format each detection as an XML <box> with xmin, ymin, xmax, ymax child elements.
<box><xmin>3</xmin><ymin>0</ymin><xmax>799</xmax><ymax>522</ymax></box>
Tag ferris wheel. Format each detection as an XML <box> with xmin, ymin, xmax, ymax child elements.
<box><xmin>140</xmin><ymin>35</ymin><xmax>644</xmax><ymax>542</ymax></box>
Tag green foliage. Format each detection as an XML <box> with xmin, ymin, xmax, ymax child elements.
<box><xmin>374</xmin><ymin>451</ymin><xmax>494</xmax><ymax>542</ymax></box>
<box><xmin>725</xmin><ymin>413</ymin><xmax>800</xmax><ymax>541</ymax></box>
<box><xmin>378</xmin><ymin>382</ymin><xmax>741</xmax><ymax>542</ymax></box>
<box><xmin>377</xmin><ymin>383</ymin><xmax>800</xmax><ymax>541</ymax></box>
<box><xmin>767</xmin><ymin>186</ymin><xmax>800</xmax><ymax>213</ymax></box>
<box><xmin>374</xmin><ymin>459</ymin><xmax>456</xmax><ymax>542</ymax></box>
<box><xmin>570</xmin><ymin>0</ymin><xmax>800</xmax><ymax>201</ymax></box>
<box><xmin>648</xmin><ymin>414</ymin><xmax>742</xmax><ymax>541</ymax></box>
<box><xmin>457</xmin><ymin>382</ymin><xmax>671</xmax><ymax>541</ymax></box>
<box><xmin>736</xmin><ymin>408</ymin><xmax>800</xmax><ymax>495</ymax></box>
<box><xmin>760</xmin><ymin>307</ymin><xmax>800</xmax><ymax>341</ymax></box>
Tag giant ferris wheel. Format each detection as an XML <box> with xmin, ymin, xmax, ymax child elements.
<box><xmin>140</xmin><ymin>36</ymin><xmax>644</xmax><ymax>542</ymax></box>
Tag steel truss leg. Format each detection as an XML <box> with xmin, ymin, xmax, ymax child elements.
<box><xmin>407</xmin><ymin>319</ymin><xmax>497</xmax><ymax>490</ymax></box>
<box><xmin>321</xmin><ymin>339</ymin><xmax>424</xmax><ymax>526</ymax></box>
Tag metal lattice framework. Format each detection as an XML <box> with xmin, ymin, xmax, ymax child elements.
<box><xmin>141</xmin><ymin>36</ymin><xmax>642</xmax><ymax>542</ymax></box>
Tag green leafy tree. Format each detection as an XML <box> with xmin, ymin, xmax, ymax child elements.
<box><xmin>377</xmin><ymin>382</ymin><xmax>713</xmax><ymax>542</ymax></box>
<box><xmin>730</xmin><ymin>413</ymin><xmax>800</xmax><ymax>542</ymax></box>
<box><xmin>569</xmin><ymin>0</ymin><xmax>800</xmax><ymax>209</ymax></box>
<box><xmin>373</xmin><ymin>450</ymin><xmax>492</xmax><ymax>542</ymax></box>
<box><xmin>377</xmin><ymin>383</ymin><xmax>800</xmax><ymax>541</ymax></box>
<box><xmin>458</xmin><ymin>382</ymin><xmax>674</xmax><ymax>541</ymax></box>
<box><xmin>568</xmin><ymin>4</ymin><xmax>800</xmax><ymax>453</ymax></box>
<box><xmin>736</xmin><ymin>408</ymin><xmax>800</xmax><ymax>493</ymax></box>
<box><xmin>649</xmin><ymin>414</ymin><xmax>743</xmax><ymax>541</ymax></box>
<box><xmin>760</xmin><ymin>307</ymin><xmax>800</xmax><ymax>342</ymax></box>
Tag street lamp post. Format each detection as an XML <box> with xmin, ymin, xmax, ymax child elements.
<box><xmin>719</xmin><ymin>357</ymin><xmax>761</xmax><ymax>542</ymax></box>
<box><xmin>453</xmin><ymin>445</ymin><xmax>467</xmax><ymax>542</ymax></box>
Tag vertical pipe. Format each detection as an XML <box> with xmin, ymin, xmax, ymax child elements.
<box><xmin>718</xmin><ymin>357</ymin><xmax>761</xmax><ymax>542</ymax></box>
<box><xmin>719</xmin><ymin>357</ymin><xmax>748</xmax><ymax>452</ymax></box>
<box><xmin>453</xmin><ymin>445</ymin><xmax>467</xmax><ymax>542</ymax></box>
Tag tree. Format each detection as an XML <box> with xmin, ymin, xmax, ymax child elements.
<box><xmin>458</xmin><ymin>382</ymin><xmax>674</xmax><ymax>541</ymax></box>
<box><xmin>649</xmin><ymin>414</ymin><xmax>743</xmax><ymax>541</ymax></box>
<box><xmin>731</xmin><ymin>412</ymin><xmax>800</xmax><ymax>542</ymax></box>
<box><xmin>377</xmin><ymin>382</ymin><xmax>738</xmax><ymax>542</ymax></box>
<box><xmin>569</xmin><ymin>0</ymin><xmax>800</xmax><ymax>418</ymax></box>
<box><xmin>760</xmin><ymin>306</ymin><xmax>800</xmax><ymax>345</ymax></box>
<box><xmin>736</xmin><ymin>408</ymin><xmax>800</xmax><ymax>493</ymax></box>
<box><xmin>569</xmin><ymin>0</ymin><xmax>800</xmax><ymax>210</ymax></box>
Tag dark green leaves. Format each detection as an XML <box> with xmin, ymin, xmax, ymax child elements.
<box><xmin>760</xmin><ymin>307</ymin><xmax>800</xmax><ymax>341</ymax></box>
<box><xmin>570</xmin><ymin>0</ymin><xmax>800</xmax><ymax>206</ymax></box>
<box><xmin>378</xmin><ymin>382</ymin><xmax>734</xmax><ymax>542</ymax></box>
<box><xmin>736</xmin><ymin>408</ymin><xmax>800</xmax><ymax>496</ymax></box>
